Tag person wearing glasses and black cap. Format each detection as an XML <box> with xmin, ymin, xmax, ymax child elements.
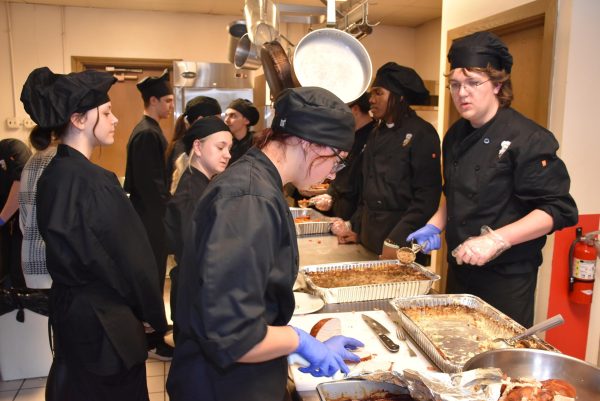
<box><xmin>20</xmin><ymin>67</ymin><xmax>167</xmax><ymax>400</ymax></box>
<box><xmin>124</xmin><ymin>69</ymin><xmax>174</xmax><ymax>360</ymax></box>
<box><xmin>407</xmin><ymin>31</ymin><xmax>578</xmax><ymax>326</ymax></box>
<box><xmin>166</xmin><ymin>87</ymin><xmax>363</xmax><ymax>401</ymax></box>
<box><xmin>331</xmin><ymin>62</ymin><xmax>442</xmax><ymax>262</ymax></box>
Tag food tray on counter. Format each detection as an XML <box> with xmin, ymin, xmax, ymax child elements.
<box><xmin>301</xmin><ymin>260</ymin><xmax>439</xmax><ymax>304</ymax></box>
<box><xmin>316</xmin><ymin>379</ymin><xmax>413</xmax><ymax>401</ymax></box>
<box><xmin>290</xmin><ymin>207</ymin><xmax>333</xmax><ymax>236</ymax></box>
<box><xmin>390</xmin><ymin>294</ymin><xmax>559</xmax><ymax>373</ymax></box>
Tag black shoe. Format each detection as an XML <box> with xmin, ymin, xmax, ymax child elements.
<box><xmin>147</xmin><ymin>341</ymin><xmax>174</xmax><ymax>361</ymax></box>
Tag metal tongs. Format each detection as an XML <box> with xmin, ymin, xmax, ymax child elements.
<box><xmin>396</xmin><ymin>241</ymin><xmax>426</xmax><ymax>264</ymax></box>
<box><xmin>492</xmin><ymin>314</ymin><xmax>564</xmax><ymax>347</ymax></box>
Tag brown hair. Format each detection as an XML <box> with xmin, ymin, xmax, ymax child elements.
<box><xmin>253</xmin><ymin>128</ymin><xmax>336</xmax><ymax>178</ymax></box>
<box><xmin>446</xmin><ymin>65</ymin><xmax>513</xmax><ymax>108</ymax></box>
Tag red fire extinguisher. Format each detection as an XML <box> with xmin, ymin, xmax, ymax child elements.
<box><xmin>568</xmin><ymin>227</ymin><xmax>599</xmax><ymax>304</ymax></box>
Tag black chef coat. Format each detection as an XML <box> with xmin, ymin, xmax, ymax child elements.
<box><xmin>37</xmin><ymin>145</ymin><xmax>167</xmax><ymax>377</ymax></box>
<box><xmin>328</xmin><ymin>120</ymin><xmax>375</xmax><ymax>220</ymax></box>
<box><xmin>164</xmin><ymin>167</ymin><xmax>210</xmax><ymax>263</ymax></box>
<box><xmin>124</xmin><ymin>115</ymin><xmax>170</xmax><ymax>288</ymax></box>
<box><xmin>443</xmin><ymin>108</ymin><xmax>578</xmax><ymax>326</ymax></box>
<box><xmin>351</xmin><ymin>112</ymin><xmax>442</xmax><ymax>253</ymax></box>
<box><xmin>229</xmin><ymin>129</ymin><xmax>254</xmax><ymax>165</ymax></box>
<box><xmin>0</xmin><ymin>138</ymin><xmax>31</xmax><ymax>287</ymax></box>
<box><xmin>443</xmin><ymin>107</ymin><xmax>578</xmax><ymax>270</ymax></box>
<box><xmin>167</xmin><ymin>147</ymin><xmax>298</xmax><ymax>401</ymax></box>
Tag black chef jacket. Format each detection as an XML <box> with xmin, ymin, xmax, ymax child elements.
<box><xmin>443</xmin><ymin>107</ymin><xmax>578</xmax><ymax>271</ymax></box>
<box><xmin>229</xmin><ymin>129</ymin><xmax>254</xmax><ymax>165</ymax></box>
<box><xmin>327</xmin><ymin>120</ymin><xmax>375</xmax><ymax>220</ymax></box>
<box><xmin>0</xmin><ymin>138</ymin><xmax>31</xmax><ymax>287</ymax></box>
<box><xmin>37</xmin><ymin>144</ymin><xmax>168</xmax><ymax>376</ymax></box>
<box><xmin>124</xmin><ymin>115</ymin><xmax>170</xmax><ymax>288</ymax></box>
<box><xmin>167</xmin><ymin>147</ymin><xmax>298</xmax><ymax>401</ymax></box>
<box><xmin>351</xmin><ymin>112</ymin><xmax>442</xmax><ymax>253</ymax></box>
<box><xmin>164</xmin><ymin>167</ymin><xmax>210</xmax><ymax>263</ymax></box>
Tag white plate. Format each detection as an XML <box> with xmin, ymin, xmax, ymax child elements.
<box><xmin>293</xmin><ymin>292</ymin><xmax>325</xmax><ymax>315</ymax></box>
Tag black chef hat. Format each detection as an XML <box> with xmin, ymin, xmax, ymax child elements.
<box><xmin>272</xmin><ymin>87</ymin><xmax>354</xmax><ymax>152</ymax></box>
<box><xmin>227</xmin><ymin>98</ymin><xmax>260</xmax><ymax>127</ymax></box>
<box><xmin>183</xmin><ymin>116</ymin><xmax>231</xmax><ymax>153</ymax></box>
<box><xmin>136</xmin><ymin>69</ymin><xmax>172</xmax><ymax>101</ymax></box>
<box><xmin>185</xmin><ymin>96</ymin><xmax>222</xmax><ymax>123</ymax></box>
<box><xmin>20</xmin><ymin>67</ymin><xmax>116</xmax><ymax>129</ymax></box>
<box><xmin>372</xmin><ymin>62</ymin><xmax>429</xmax><ymax>105</ymax></box>
<box><xmin>448</xmin><ymin>31</ymin><xmax>513</xmax><ymax>73</ymax></box>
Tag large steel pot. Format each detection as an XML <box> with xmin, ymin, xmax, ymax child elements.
<box><xmin>464</xmin><ymin>348</ymin><xmax>600</xmax><ymax>399</ymax></box>
<box><xmin>244</xmin><ymin>0</ymin><xmax>279</xmax><ymax>47</ymax></box>
<box><xmin>292</xmin><ymin>0</ymin><xmax>372</xmax><ymax>103</ymax></box>
<box><xmin>234</xmin><ymin>33</ymin><xmax>261</xmax><ymax>70</ymax></box>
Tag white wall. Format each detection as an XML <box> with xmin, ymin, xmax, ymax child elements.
<box><xmin>0</xmin><ymin>3</ymin><xmax>438</xmax><ymax>144</ymax></box>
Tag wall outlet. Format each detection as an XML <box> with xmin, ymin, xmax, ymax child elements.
<box><xmin>23</xmin><ymin>117</ymin><xmax>36</xmax><ymax>129</ymax></box>
<box><xmin>5</xmin><ymin>117</ymin><xmax>20</xmax><ymax>129</ymax></box>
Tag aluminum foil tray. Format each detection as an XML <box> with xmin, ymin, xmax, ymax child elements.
<box><xmin>301</xmin><ymin>260</ymin><xmax>439</xmax><ymax>304</ymax></box>
<box><xmin>290</xmin><ymin>207</ymin><xmax>333</xmax><ymax>236</ymax></box>
<box><xmin>389</xmin><ymin>294</ymin><xmax>559</xmax><ymax>373</ymax></box>
<box><xmin>316</xmin><ymin>379</ymin><xmax>411</xmax><ymax>401</ymax></box>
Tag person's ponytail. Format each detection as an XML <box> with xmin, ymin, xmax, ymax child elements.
<box><xmin>29</xmin><ymin>125</ymin><xmax>53</xmax><ymax>151</ymax></box>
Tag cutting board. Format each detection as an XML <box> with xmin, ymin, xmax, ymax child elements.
<box><xmin>289</xmin><ymin>310</ymin><xmax>435</xmax><ymax>392</ymax></box>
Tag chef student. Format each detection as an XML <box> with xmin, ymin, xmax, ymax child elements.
<box><xmin>20</xmin><ymin>67</ymin><xmax>168</xmax><ymax>400</ymax></box>
<box><xmin>331</xmin><ymin>62</ymin><xmax>442</xmax><ymax>261</ymax></box>
<box><xmin>166</xmin><ymin>96</ymin><xmax>222</xmax><ymax>192</ymax></box>
<box><xmin>164</xmin><ymin>116</ymin><xmax>232</xmax><ymax>343</ymax></box>
<box><xmin>307</xmin><ymin>92</ymin><xmax>376</xmax><ymax>220</ymax></box>
<box><xmin>167</xmin><ymin>87</ymin><xmax>364</xmax><ymax>401</ymax></box>
<box><xmin>407</xmin><ymin>31</ymin><xmax>578</xmax><ymax>327</ymax></box>
<box><xmin>223</xmin><ymin>98</ymin><xmax>260</xmax><ymax>164</ymax></box>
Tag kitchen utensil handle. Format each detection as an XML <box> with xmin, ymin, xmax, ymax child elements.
<box><xmin>377</xmin><ymin>333</ymin><xmax>399</xmax><ymax>353</ymax></box>
<box><xmin>513</xmin><ymin>314</ymin><xmax>565</xmax><ymax>341</ymax></box>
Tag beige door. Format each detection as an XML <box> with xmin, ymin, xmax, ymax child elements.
<box><xmin>72</xmin><ymin>57</ymin><xmax>175</xmax><ymax>178</ymax></box>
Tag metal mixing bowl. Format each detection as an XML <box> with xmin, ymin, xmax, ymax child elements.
<box><xmin>464</xmin><ymin>348</ymin><xmax>600</xmax><ymax>399</ymax></box>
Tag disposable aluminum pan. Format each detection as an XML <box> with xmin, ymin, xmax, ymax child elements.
<box><xmin>301</xmin><ymin>260</ymin><xmax>439</xmax><ymax>304</ymax></box>
<box><xmin>390</xmin><ymin>294</ymin><xmax>559</xmax><ymax>373</ymax></box>
<box><xmin>316</xmin><ymin>379</ymin><xmax>411</xmax><ymax>401</ymax></box>
<box><xmin>290</xmin><ymin>207</ymin><xmax>333</xmax><ymax>236</ymax></box>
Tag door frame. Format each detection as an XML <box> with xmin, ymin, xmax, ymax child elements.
<box><xmin>437</xmin><ymin>0</ymin><xmax>558</xmax><ymax>292</ymax></box>
<box><xmin>71</xmin><ymin>56</ymin><xmax>176</xmax><ymax>73</ymax></box>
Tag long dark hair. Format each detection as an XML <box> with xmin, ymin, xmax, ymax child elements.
<box><xmin>383</xmin><ymin>92</ymin><xmax>415</xmax><ymax>127</ymax></box>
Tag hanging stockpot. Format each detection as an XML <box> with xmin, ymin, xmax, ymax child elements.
<box><xmin>292</xmin><ymin>0</ymin><xmax>372</xmax><ymax>103</ymax></box>
<box><xmin>227</xmin><ymin>20</ymin><xmax>248</xmax><ymax>64</ymax></box>
<box><xmin>234</xmin><ymin>33</ymin><xmax>262</xmax><ymax>70</ymax></box>
<box><xmin>244</xmin><ymin>0</ymin><xmax>279</xmax><ymax>48</ymax></box>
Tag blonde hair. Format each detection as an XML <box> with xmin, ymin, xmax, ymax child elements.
<box><xmin>170</xmin><ymin>142</ymin><xmax>203</xmax><ymax>194</ymax></box>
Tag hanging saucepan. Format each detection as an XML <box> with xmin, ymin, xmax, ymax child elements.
<box><xmin>292</xmin><ymin>0</ymin><xmax>372</xmax><ymax>103</ymax></box>
<box><xmin>234</xmin><ymin>33</ymin><xmax>262</xmax><ymax>70</ymax></box>
<box><xmin>260</xmin><ymin>40</ymin><xmax>297</xmax><ymax>101</ymax></box>
<box><xmin>244</xmin><ymin>0</ymin><xmax>279</xmax><ymax>47</ymax></box>
<box><xmin>227</xmin><ymin>20</ymin><xmax>248</xmax><ymax>64</ymax></box>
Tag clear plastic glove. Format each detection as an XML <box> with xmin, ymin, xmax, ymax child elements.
<box><xmin>406</xmin><ymin>224</ymin><xmax>441</xmax><ymax>254</ymax></box>
<box><xmin>451</xmin><ymin>225</ymin><xmax>511</xmax><ymax>266</ymax></box>
<box><xmin>331</xmin><ymin>219</ymin><xmax>357</xmax><ymax>244</ymax></box>
<box><xmin>310</xmin><ymin>194</ymin><xmax>333</xmax><ymax>212</ymax></box>
<box><xmin>291</xmin><ymin>327</ymin><xmax>362</xmax><ymax>377</ymax></box>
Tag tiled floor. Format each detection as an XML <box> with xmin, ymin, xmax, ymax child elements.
<box><xmin>1</xmin><ymin>276</ymin><xmax>174</xmax><ymax>401</ymax></box>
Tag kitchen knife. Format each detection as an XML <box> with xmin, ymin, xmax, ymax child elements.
<box><xmin>361</xmin><ymin>314</ymin><xmax>399</xmax><ymax>353</ymax></box>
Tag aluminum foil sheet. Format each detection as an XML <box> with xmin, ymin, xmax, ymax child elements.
<box><xmin>301</xmin><ymin>260</ymin><xmax>440</xmax><ymax>304</ymax></box>
<box><xmin>290</xmin><ymin>207</ymin><xmax>333</xmax><ymax>236</ymax></box>
<box><xmin>389</xmin><ymin>294</ymin><xmax>558</xmax><ymax>373</ymax></box>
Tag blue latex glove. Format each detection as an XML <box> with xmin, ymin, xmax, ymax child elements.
<box><xmin>292</xmin><ymin>327</ymin><xmax>363</xmax><ymax>377</ymax></box>
<box><xmin>406</xmin><ymin>224</ymin><xmax>442</xmax><ymax>253</ymax></box>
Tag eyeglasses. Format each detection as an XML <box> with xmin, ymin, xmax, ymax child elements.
<box><xmin>446</xmin><ymin>79</ymin><xmax>491</xmax><ymax>94</ymax></box>
<box><xmin>329</xmin><ymin>147</ymin><xmax>348</xmax><ymax>174</ymax></box>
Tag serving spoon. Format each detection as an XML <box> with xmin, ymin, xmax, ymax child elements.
<box><xmin>493</xmin><ymin>314</ymin><xmax>564</xmax><ymax>347</ymax></box>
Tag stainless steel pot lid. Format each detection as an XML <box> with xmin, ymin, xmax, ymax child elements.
<box><xmin>292</xmin><ymin>28</ymin><xmax>372</xmax><ymax>103</ymax></box>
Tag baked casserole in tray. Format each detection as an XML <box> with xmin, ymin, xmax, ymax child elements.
<box><xmin>301</xmin><ymin>260</ymin><xmax>439</xmax><ymax>303</ymax></box>
<box><xmin>290</xmin><ymin>207</ymin><xmax>333</xmax><ymax>236</ymax></box>
<box><xmin>390</xmin><ymin>294</ymin><xmax>558</xmax><ymax>373</ymax></box>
